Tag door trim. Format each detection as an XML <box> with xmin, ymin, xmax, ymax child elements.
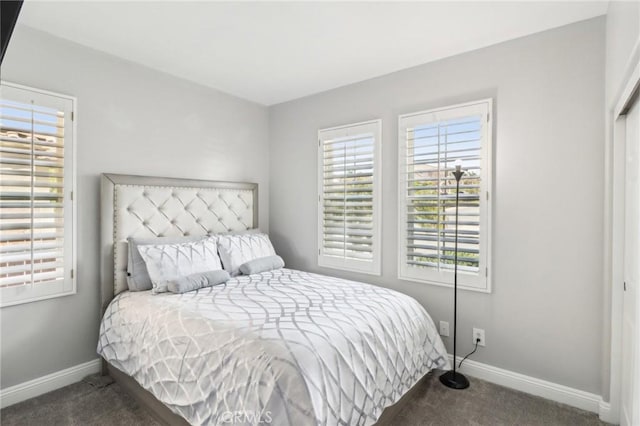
<box><xmin>605</xmin><ymin>39</ymin><xmax>640</xmax><ymax>425</ymax></box>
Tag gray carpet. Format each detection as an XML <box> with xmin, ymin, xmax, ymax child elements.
<box><xmin>1</xmin><ymin>372</ymin><xmax>606</xmax><ymax>426</ymax></box>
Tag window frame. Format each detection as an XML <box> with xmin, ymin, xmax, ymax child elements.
<box><xmin>397</xmin><ymin>99</ymin><xmax>493</xmax><ymax>293</ymax></box>
<box><xmin>0</xmin><ymin>81</ymin><xmax>77</xmax><ymax>307</ymax></box>
<box><xmin>317</xmin><ymin>119</ymin><xmax>382</xmax><ymax>275</ymax></box>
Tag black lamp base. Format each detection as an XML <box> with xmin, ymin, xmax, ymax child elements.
<box><xmin>439</xmin><ymin>370</ymin><xmax>470</xmax><ymax>389</ymax></box>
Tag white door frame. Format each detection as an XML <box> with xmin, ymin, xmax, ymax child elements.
<box><xmin>604</xmin><ymin>39</ymin><xmax>640</xmax><ymax>425</ymax></box>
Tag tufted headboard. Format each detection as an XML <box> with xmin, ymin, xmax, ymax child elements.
<box><xmin>100</xmin><ymin>173</ymin><xmax>258</xmax><ymax>312</ymax></box>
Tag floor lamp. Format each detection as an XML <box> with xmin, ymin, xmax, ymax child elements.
<box><xmin>439</xmin><ymin>159</ymin><xmax>470</xmax><ymax>390</ymax></box>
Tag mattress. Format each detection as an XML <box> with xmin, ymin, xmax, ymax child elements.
<box><xmin>97</xmin><ymin>268</ymin><xmax>449</xmax><ymax>425</ymax></box>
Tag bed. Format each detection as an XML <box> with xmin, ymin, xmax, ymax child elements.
<box><xmin>98</xmin><ymin>173</ymin><xmax>449</xmax><ymax>426</ymax></box>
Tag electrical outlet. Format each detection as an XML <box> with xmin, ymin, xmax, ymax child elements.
<box><xmin>439</xmin><ymin>321</ymin><xmax>450</xmax><ymax>337</ymax></box>
<box><xmin>473</xmin><ymin>328</ymin><xmax>486</xmax><ymax>347</ymax></box>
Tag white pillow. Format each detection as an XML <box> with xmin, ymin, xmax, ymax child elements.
<box><xmin>127</xmin><ymin>235</ymin><xmax>206</xmax><ymax>292</ymax></box>
<box><xmin>217</xmin><ymin>233</ymin><xmax>276</xmax><ymax>276</ymax></box>
<box><xmin>136</xmin><ymin>237</ymin><xmax>223</xmax><ymax>293</ymax></box>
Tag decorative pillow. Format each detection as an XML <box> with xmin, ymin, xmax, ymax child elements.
<box><xmin>167</xmin><ymin>270</ymin><xmax>230</xmax><ymax>294</ymax></box>
<box><xmin>217</xmin><ymin>233</ymin><xmax>276</xmax><ymax>276</ymax></box>
<box><xmin>239</xmin><ymin>255</ymin><xmax>285</xmax><ymax>275</ymax></box>
<box><xmin>127</xmin><ymin>235</ymin><xmax>205</xmax><ymax>291</ymax></box>
<box><xmin>137</xmin><ymin>237</ymin><xmax>223</xmax><ymax>293</ymax></box>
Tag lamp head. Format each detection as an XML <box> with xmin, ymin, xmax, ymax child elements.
<box><xmin>452</xmin><ymin>159</ymin><xmax>464</xmax><ymax>182</ymax></box>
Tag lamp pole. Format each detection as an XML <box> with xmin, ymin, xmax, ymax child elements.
<box><xmin>439</xmin><ymin>160</ymin><xmax>470</xmax><ymax>389</ymax></box>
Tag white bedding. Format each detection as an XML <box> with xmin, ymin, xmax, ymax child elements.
<box><xmin>98</xmin><ymin>268</ymin><xmax>449</xmax><ymax>425</ymax></box>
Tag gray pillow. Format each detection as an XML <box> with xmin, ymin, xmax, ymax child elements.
<box><xmin>127</xmin><ymin>235</ymin><xmax>205</xmax><ymax>291</ymax></box>
<box><xmin>239</xmin><ymin>255</ymin><xmax>285</xmax><ymax>275</ymax></box>
<box><xmin>167</xmin><ymin>270</ymin><xmax>231</xmax><ymax>294</ymax></box>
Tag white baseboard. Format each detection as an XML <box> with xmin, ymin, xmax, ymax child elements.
<box><xmin>0</xmin><ymin>356</ymin><xmax>616</xmax><ymax>423</ymax></box>
<box><xmin>599</xmin><ymin>400</ymin><xmax>614</xmax><ymax>423</ymax></box>
<box><xmin>447</xmin><ymin>355</ymin><xmax>611</xmax><ymax>421</ymax></box>
<box><xmin>0</xmin><ymin>359</ymin><xmax>101</xmax><ymax>409</ymax></box>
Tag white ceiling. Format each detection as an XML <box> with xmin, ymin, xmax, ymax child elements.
<box><xmin>18</xmin><ymin>1</ymin><xmax>608</xmax><ymax>106</ymax></box>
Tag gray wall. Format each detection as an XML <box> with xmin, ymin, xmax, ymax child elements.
<box><xmin>0</xmin><ymin>25</ymin><xmax>270</xmax><ymax>388</ymax></box>
<box><xmin>269</xmin><ymin>18</ymin><xmax>605</xmax><ymax>394</ymax></box>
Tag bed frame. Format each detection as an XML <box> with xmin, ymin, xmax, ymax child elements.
<box><xmin>100</xmin><ymin>173</ymin><xmax>425</xmax><ymax>426</ymax></box>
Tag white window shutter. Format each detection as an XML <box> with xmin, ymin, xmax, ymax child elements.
<box><xmin>398</xmin><ymin>100</ymin><xmax>492</xmax><ymax>292</ymax></box>
<box><xmin>318</xmin><ymin>120</ymin><xmax>381</xmax><ymax>275</ymax></box>
<box><xmin>0</xmin><ymin>83</ymin><xmax>76</xmax><ymax>306</ymax></box>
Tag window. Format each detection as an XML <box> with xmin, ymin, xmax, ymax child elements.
<box><xmin>398</xmin><ymin>100</ymin><xmax>492</xmax><ymax>292</ymax></box>
<box><xmin>318</xmin><ymin>119</ymin><xmax>381</xmax><ymax>275</ymax></box>
<box><xmin>0</xmin><ymin>82</ymin><xmax>76</xmax><ymax>307</ymax></box>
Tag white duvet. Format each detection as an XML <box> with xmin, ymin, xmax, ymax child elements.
<box><xmin>98</xmin><ymin>268</ymin><xmax>449</xmax><ymax>425</ymax></box>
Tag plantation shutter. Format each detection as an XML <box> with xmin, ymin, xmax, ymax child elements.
<box><xmin>398</xmin><ymin>100</ymin><xmax>491</xmax><ymax>291</ymax></box>
<box><xmin>0</xmin><ymin>83</ymin><xmax>75</xmax><ymax>306</ymax></box>
<box><xmin>318</xmin><ymin>120</ymin><xmax>381</xmax><ymax>275</ymax></box>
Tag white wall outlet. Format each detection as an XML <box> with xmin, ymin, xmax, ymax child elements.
<box><xmin>473</xmin><ymin>328</ymin><xmax>486</xmax><ymax>346</ymax></box>
<box><xmin>439</xmin><ymin>321</ymin><xmax>450</xmax><ymax>337</ymax></box>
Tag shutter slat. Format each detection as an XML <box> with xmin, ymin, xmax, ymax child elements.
<box><xmin>407</xmin><ymin>194</ymin><xmax>480</xmax><ymax>201</ymax></box>
<box><xmin>0</xmin><ymin>146</ymin><xmax>64</xmax><ymax>159</ymax></box>
<box><xmin>408</xmin><ymin>219</ymin><xmax>479</xmax><ymax>226</ymax></box>
<box><xmin>0</xmin><ymin>260</ymin><xmax>64</xmax><ymax>275</ymax></box>
<box><xmin>323</xmin><ymin>134</ymin><xmax>373</xmax><ymax>146</ymax></box>
<box><xmin>1</xmin><ymin>101</ymin><xmax>62</xmax><ymax>116</ymax></box>
<box><xmin>1</xmin><ymin>180</ymin><xmax>64</xmax><ymax>189</ymax></box>
<box><xmin>323</xmin><ymin>242</ymin><xmax>373</xmax><ymax>252</ymax></box>
<box><xmin>0</xmin><ymin>213</ymin><xmax>63</xmax><ymax>220</ymax></box>
<box><xmin>324</xmin><ymin>249</ymin><xmax>372</xmax><ymax>260</ymax></box>
<box><xmin>0</xmin><ymin>222</ymin><xmax>63</xmax><ymax>231</ymax></box>
<box><xmin>410</xmin><ymin>155</ymin><xmax>481</xmax><ymax>167</ymax></box>
<box><xmin>323</xmin><ymin>180</ymin><xmax>373</xmax><ymax>188</ymax></box>
<box><xmin>0</xmin><ymin>169</ymin><xmax>64</xmax><ymax>178</ymax></box>
<box><xmin>0</xmin><ymin>271</ymin><xmax>63</xmax><ymax>287</ymax></box>
<box><xmin>408</xmin><ymin>135</ymin><xmax>481</xmax><ymax>149</ymax></box>
<box><xmin>323</xmin><ymin>228</ymin><xmax>373</xmax><ymax>236</ymax></box>
<box><xmin>0</xmin><ymin>123</ymin><xmax>63</xmax><ymax>138</ymax></box>
<box><xmin>324</xmin><ymin>151</ymin><xmax>373</xmax><ymax>162</ymax></box>
<box><xmin>0</xmin><ymin>232</ymin><xmax>64</xmax><ymax>242</ymax></box>
<box><xmin>0</xmin><ymin>157</ymin><xmax>63</xmax><ymax>168</ymax></box>
<box><xmin>324</xmin><ymin>172</ymin><xmax>373</xmax><ymax>180</ymax></box>
<box><xmin>407</xmin><ymin>259</ymin><xmax>479</xmax><ymax>269</ymax></box>
<box><xmin>407</xmin><ymin>247</ymin><xmax>479</xmax><ymax>255</ymax></box>
<box><xmin>1</xmin><ymin>249</ymin><xmax>64</xmax><ymax>263</ymax></box>
<box><xmin>0</xmin><ymin>115</ymin><xmax>63</xmax><ymax>128</ymax></box>
<box><xmin>0</xmin><ymin>241</ymin><xmax>64</xmax><ymax>254</ymax></box>
<box><xmin>0</xmin><ymin>136</ymin><xmax>64</xmax><ymax>148</ymax></box>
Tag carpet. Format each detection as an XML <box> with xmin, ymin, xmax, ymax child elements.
<box><xmin>0</xmin><ymin>372</ymin><xmax>607</xmax><ymax>425</ymax></box>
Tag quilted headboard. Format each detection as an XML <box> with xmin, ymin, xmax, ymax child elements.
<box><xmin>100</xmin><ymin>173</ymin><xmax>258</xmax><ymax>311</ymax></box>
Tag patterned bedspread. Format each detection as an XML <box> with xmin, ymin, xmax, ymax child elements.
<box><xmin>97</xmin><ymin>268</ymin><xmax>449</xmax><ymax>425</ymax></box>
